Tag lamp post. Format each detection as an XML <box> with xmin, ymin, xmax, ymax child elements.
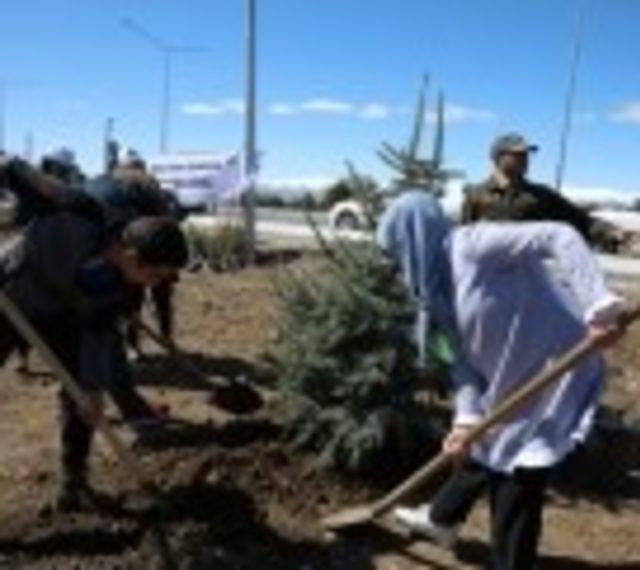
<box><xmin>555</xmin><ymin>2</ymin><xmax>586</xmax><ymax>194</ymax></box>
<box><xmin>122</xmin><ymin>17</ymin><xmax>207</xmax><ymax>153</ymax></box>
<box><xmin>0</xmin><ymin>81</ymin><xmax>6</xmax><ymax>150</ymax></box>
<box><xmin>243</xmin><ymin>0</ymin><xmax>257</xmax><ymax>262</ymax></box>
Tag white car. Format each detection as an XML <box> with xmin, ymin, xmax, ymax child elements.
<box><xmin>328</xmin><ymin>199</ymin><xmax>370</xmax><ymax>230</ymax></box>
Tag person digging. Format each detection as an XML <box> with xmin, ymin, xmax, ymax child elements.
<box><xmin>0</xmin><ymin>155</ymin><xmax>189</xmax><ymax>510</ymax></box>
<box><xmin>375</xmin><ymin>191</ymin><xmax>623</xmax><ymax>569</ymax></box>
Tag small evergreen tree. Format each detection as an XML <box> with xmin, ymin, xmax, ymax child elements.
<box><xmin>271</xmin><ymin>232</ymin><xmax>439</xmax><ymax>476</ymax></box>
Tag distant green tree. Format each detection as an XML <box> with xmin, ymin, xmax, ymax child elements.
<box><xmin>255</xmin><ymin>192</ymin><xmax>286</xmax><ymax>208</ymax></box>
<box><xmin>321</xmin><ymin>179</ymin><xmax>356</xmax><ymax>209</ymax></box>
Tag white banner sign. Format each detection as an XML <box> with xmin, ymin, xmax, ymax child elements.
<box><xmin>149</xmin><ymin>152</ymin><xmax>248</xmax><ymax>208</ymax></box>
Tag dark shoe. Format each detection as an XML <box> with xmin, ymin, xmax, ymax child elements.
<box><xmin>129</xmin><ymin>410</ymin><xmax>174</xmax><ymax>445</ymax></box>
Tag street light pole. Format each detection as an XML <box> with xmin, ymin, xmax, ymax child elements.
<box><xmin>0</xmin><ymin>81</ymin><xmax>6</xmax><ymax>150</ymax></box>
<box><xmin>555</xmin><ymin>2</ymin><xmax>586</xmax><ymax>194</ymax></box>
<box><xmin>122</xmin><ymin>17</ymin><xmax>207</xmax><ymax>154</ymax></box>
<box><xmin>161</xmin><ymin>51</ymin><xmax>172</xmax><ymax>154</ymax></box>
<box><xmin>243</xmin><ymin>0</ymin><xmax>257</xmax><ymax>262</ymax></box>
<box><xmin>23</xmin><ymin>132</ymin><xmax>34</xmax><ymax>162</ymax></box>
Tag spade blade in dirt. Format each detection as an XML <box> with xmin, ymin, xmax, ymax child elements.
<box><xmin>322</xmin><ymin>505</ymin><xmax>377</xmax><ymax>531</ymax></box>
<box><xmin>210</xmin><ymin>383</ymin><xmax>264</xmax><ymax>415</ymax></box>
<box><xmin>133</xmin><ymin>316</ymin><xmax>265</xmax><ymax>415</ymax></box>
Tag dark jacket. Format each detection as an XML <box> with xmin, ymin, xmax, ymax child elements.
<box><xmin>1</xmin><ymin>213</ymin><xmax>135</xmax><ymax>390</ymax></box>
<box><xmin>461</xmin><ymin>176</ymin><xmax>617</xmax><ymax>247</ymax></box>
<box><xmin>86</xmin><ymin>169</ymin><xmax>170</xmax><ymax>229</ymax></box>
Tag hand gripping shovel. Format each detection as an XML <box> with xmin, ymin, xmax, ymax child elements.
<box><xmin>132</xmin><ymin>316</ymin><xmax>264</xmax><ymax>415</ymax></box>
<box><xmin>322</xmin><ymin>305</ymin><xmax>640</xmax><ymax>531</ymax></box>
<box><xmin>0</xmin><ymin>292</ymin><xmax>178</xmax><ymax>570</ymax></box>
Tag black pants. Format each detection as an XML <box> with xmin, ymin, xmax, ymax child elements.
<box><xmin>28</xmin><ymin>321</ymin><xmax>95</xmax><ymax>486</ymax></box>
<box><xmin>126</xmin><ymin>281</ymin><xmax>174</xmax><ymax>351</ymax></box>
<box><xmin>430</xmin><ymin>459</ymin><xmax>489</xmax><ymax>526</ymax></box>
<box><xmin>488</xmin><ymin>467</ymin><xmax>549</xmax><ymax>570</ymax></box>
<box><xmin>0</xmin><ymin>315</ymin><xmax>152</xmax><ymax>485</ymax></box>
<box><xmin>431</xmin><ymin>460</ymin><xmax>548</xmax><ymax>570</ymax></box>
<box><xmin>0</xmin><ymin>315</ymin><xmax>91</xmax><ymax>483</ymax></box>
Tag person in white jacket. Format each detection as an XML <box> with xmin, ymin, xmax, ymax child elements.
<box><xmin>377</xmin><ymin>191</ymin><xmax>624</xmax><ymax>570</ymax></box>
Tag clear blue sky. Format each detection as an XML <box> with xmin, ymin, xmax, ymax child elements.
<box><xmin>1</xmin><ymin>0</ymin><xmax>639</xmax><ymax>194</ymax></box>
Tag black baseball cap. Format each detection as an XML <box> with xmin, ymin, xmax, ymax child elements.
<box><xmin>490</xmin><ymin>133</ymin><xmax>539</xmax><ymax>161</ymax></box>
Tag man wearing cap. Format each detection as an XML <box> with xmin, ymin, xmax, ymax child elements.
<box><xmin>461</xmin><ymin>132</ymin><xmax>624</xmax><ymax>250</ymax></box>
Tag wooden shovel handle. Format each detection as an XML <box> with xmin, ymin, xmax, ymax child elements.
<box><xmin>0</xmin><ymin>292</ymin><xmax>151</xmax><ymax>493</ymax></box>
<box><xmin>132</xmin><ymin>315</ymin><xmax>231</xmax><ymax>390</ymax></box>
<box><xmin>372</xmin><ymin>305</ymin><xmax>640</xmax><ymax>517</ymax></box>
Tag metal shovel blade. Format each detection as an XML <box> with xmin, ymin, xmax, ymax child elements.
<box><xmin>210</xmin><ymin>383</ymin><xmax>264</xmax><ymax>415</ymax></box>
<box><xmin>322</xmin><ymin>505</ymin><xmax>375</xmax><ymax>531</ymax></box>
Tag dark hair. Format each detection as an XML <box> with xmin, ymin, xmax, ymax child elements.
<box><xmin>41</xmin><ymin>158</ymin><xmax>79</xmax><ymax>184</ymax></box>
<box><xmin>121</xmin><ymin>216</ymin><xmax>188</xmax><ymax>268</ymax></box>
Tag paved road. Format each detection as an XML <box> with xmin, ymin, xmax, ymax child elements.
<box><xmin>216</xmin><ymin>206</ymin><xmax>328</xmax><ymax>227</ymax></box>
<box><xmin>185</xmin><ymin>212</ymin><xmax>640</xmax><ymax>286</ymax></box>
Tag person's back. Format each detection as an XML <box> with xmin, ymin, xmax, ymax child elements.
<box><xmin>0</xmin><ymin>200</ymin><xmax>188</xmax><ymax>510</ymax></box>
<box><xmin>86</xmin><ymin>169</ymin><xmax>169</xmax><ymax>224</ymax></box>
<box><xmin>86</xmin><ymin>162</ymin><xmax>178</xmax><ymax>353</ymax></box>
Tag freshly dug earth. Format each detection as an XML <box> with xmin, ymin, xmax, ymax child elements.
<box><xmin>0</xmin><ymin>261</ymin><xmax>639</xmax><ymax>569</ymax></box>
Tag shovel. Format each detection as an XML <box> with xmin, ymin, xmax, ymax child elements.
<box><xmin>0</xmin><ymin>292</ymin><xmax>178</xmax><ymax>570</ymax></box>
<box><xmin>132</xmin><ymin>316</ymin><xmax>264</xmax><ymax>415</ymax></box>
<box><xmin>322</xmin><ymin>305</ymin><xmax>640</xmax><ymax>531</ymax></box>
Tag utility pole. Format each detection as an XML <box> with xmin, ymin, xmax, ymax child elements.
<box><xmin>23</xmin><ymin>132</ymin><xmax>34</xmax><ymax>162</ymax></box>
<box><xmin>104</xmin><ymin>117</ymin><xmax>119</xmax><ymax>173</ymax></box>
<box><xmin>243</xmin><ymin>0</ymin><xmax>257</xmax><ymax>262</ymax></box>
<box><xmin>122</xmin><ymin>17</ymin><xmax>208</xmax><ymax>154</ymax></box>
<box><xmin>555</xmin><ymin>2</ymin><xmax>586</xmax><ymax>193</ymax></box>
<box><xmin>0</xmin><ymin>81</ymin><xmax>6</xmax><ymax>151</ymax></box>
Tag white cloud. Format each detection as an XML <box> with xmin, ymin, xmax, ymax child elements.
<box><xmin>220</xmin><ymin>99</ymin><xmax>245</xmax><ymax>115</ymax></box>
<box><xmin>609</xmin><ymin>101</ymin><xmax>640</xmax><ymax>124</ymax></box>
<box><xmin>269</xmin><ymin>103</ymin><xmax>298</xmax><ymax>116</ymax></box>
<box><xmin>181</xmin><ymin>102</ymin><xmax>225</xmax><ymax>116</ymax></box>
<box><xmin>181</xmin><ymin>98</ymin><xmax>244</xmax><ymax>117</ymax></box>
<box><xmin>359</xmin><ymin>103</ymin><xmax>391</xmax><ymax>120</ymax></box>
<box><xmin>263</xmin><ymin>97</ymin><xmax>496</xmax><ymax>124</ymax></box>
<box><xmin>563</xmin><ymin>185</ymin><xmax>636</xmax><ymax>206</ymax></box>
<box><xmin>299</xmin><ymin>98</ymin><xmax>354</xmax><ymax>114</ymax></box>
<box><xmin>426</xmin><ymin>104</ymin><xmax>496</xmax><ymax>124</ymax></box>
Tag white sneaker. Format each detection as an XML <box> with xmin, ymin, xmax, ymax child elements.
<box><xmin>393</xmin><ymin>504</ymin><xmax>458</xmax><ymax>549</ymax></box>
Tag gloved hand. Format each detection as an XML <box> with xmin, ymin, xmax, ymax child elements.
<box><xmin>586</xmin><ymin>293</ymin><xmax>626</xmax><ymax>349</ymax></box>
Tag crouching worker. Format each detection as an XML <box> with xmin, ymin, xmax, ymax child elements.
<box><xmin>377</xmin><ymin>191</ymin><xmax>623</xmax><ymax>570</ymax></box>
<box><xmin>87</xmin><ymin>150</ymin><xmax>180</xmax><ymax>359</ymax></box>
<box><xmin>0</xmin><ymin>162</ymin><xmax>188</xmax><ymax>510</ymax></box>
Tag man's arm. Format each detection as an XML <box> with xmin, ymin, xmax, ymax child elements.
<box><xmin>534</xmin><ymin>184</ymin><xmax>623</xmax><ymax>247</ymax></box>
<box><xmin>460</xmin><ymin>184</ymin><xmax>481</xmax><ymax>224</ymax></box>
<box><xmin>0</xmin><ymin>156</ymin><xmax>103</xmax><ymax>221</ymax></box>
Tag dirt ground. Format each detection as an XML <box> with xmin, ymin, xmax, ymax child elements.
<box><xmin>0</xmin><ymin>259</ymin><xmax>639</xmax><ymax>569</ymax></box>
